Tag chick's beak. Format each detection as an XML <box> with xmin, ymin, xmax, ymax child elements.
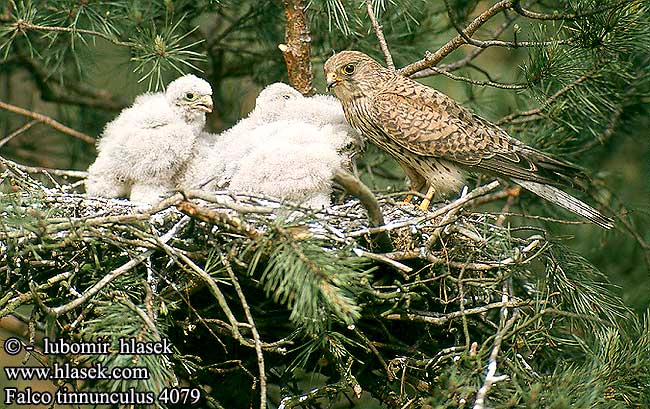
<box><xmin>326</xmin><ymin>71</ymin><xmax>340</xmax><ymax>91</ymax></box>
<box><xmin>194</xmin><ymin>95</ymin><xmax>213</xmax><ymax>113</ymax></box>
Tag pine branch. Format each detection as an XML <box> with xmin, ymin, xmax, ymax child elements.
<box><xmin>365</xmin><ymin>0</ymin><xmax>394</xmax><ymax>70</ymax></box>
<box><xmin>7</xmin><ymin>20</ymin><xmax>133</xmax><ymax>48</ymax></box>
<box><xmin>418</xmin><ymin>65</ymin><xmax>528</xmax><ymax>89</ymax></box>
<box><xmin>497</xmin><ymin>69</ymin><xmax>595</xmax><ymax>125</ymax></box>
<box><xmin>0</xmin><ymin>99</ymin><xmax>94</xmax><ymax>143</ymax></box>
<box><xmin>511</xmin><ymin>0</ymin><xmax>632</xmax><ymax>21</ymax></box>
<box><xmin>222</xmin><ymin>254</ymin><xmax>267</xmax><ymax>409</ymax></box>
<box><xmin>399</xmin><ymin>0</ymin><xmax>511</xmax><ymax>77</ymax></box>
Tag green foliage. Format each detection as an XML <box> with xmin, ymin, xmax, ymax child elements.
<box><xmin>80</xmin><ymin>296</ymin><xmax>177</xmax><ymax>397</ymax></box>
<box><xmin>519</xmin><ymin>1</ymin><xmax>650</xmax><ymax>154</ymax></box>
<box><xmin>246</xmin><ymin>224</ymin><xmax>371</xmax><ymax>335</ymax></box>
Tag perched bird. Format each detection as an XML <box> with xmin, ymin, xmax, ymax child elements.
<box><xmin>86</xmin><ymin>74</ymin><xmax>213</xmax><ymax>204</ymax></box>
<box><xmin>324</xmin><ymin>51</ymin><xmax>613</xmax><ymax>228</ymax></box>
<box><xmin>183</xmin><ymin>82</ymin><xmax>359</xmax><ymax>201</ymax></box>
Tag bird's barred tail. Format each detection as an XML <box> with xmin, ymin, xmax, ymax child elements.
<box><xmin>513</xmin><ymin>179</ymin><xmax>614</xmax><ymax>229</ymax></box>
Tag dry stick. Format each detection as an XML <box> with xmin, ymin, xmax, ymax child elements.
<box><xmin>0</xmin><ymin>271</ymin><xmax>71</xmax><ymax>318</ymax></box>
<box><xmin>11</xmin><ymin>20</ymin><xmax>133</xmax><ymax>48</ymax></box>
<box><xmin>383</xmin><ymin>237</ymin><xmax>543</xmax><ymax>271</ymax></box>
<box><xmin>222</xmin><ymin>255</ymin><xmax>267</xmax><ymax>409</ymax></box>
<box><xmin>154</xmin><ymin>242</ymin><xmax>247</xmax><ymax>342</ymax></box>
<box><xmin>402</xmin><ymin>0</ymin><xmax>580</xmax><ymax>77</ymax></box>
<box><xmin>442</xmin><ymin>0</ymin><xmax>570</xmax><ymax>50</ymax></box>
<box><xmin>158</xmin><ymin>241</ymin><xmax>288</xmax><ymax>351</ymax></box>
<box><xmin>333</xmin><ymin>169</ymin><xmax>393</xmax><ymax>252</ymax></box>
<box><xmin>365</xmin><ymin>0</ymin><xmax>395</xmax><ymax>70</ymax></box>
<box><xmin>0</xmin><ymin>120</ymin><xmax>37</xmax><ymax>148</ymax></box>
<box><xmin>412</xmin><ymin>8</ymin><xmax>520</xmax><ymax>79</ymax></box>
<box><xmin>280</xmin><ymin>0</ymin><xmax>315</xmax><ymax>95</ymax></box>
<box><xmin>184</xmin><ymin>190</ymin><xmax>275</xmax><ymax>214</ymax></box>
<box><xmin>353</xmin><ymin>248</ymin><xmax>412</xmax><ymax>274</ymax></box>
<box><xmin>33</xmin><ymin>216</ymin><xmax>190</xmax><ymax>317</ymax></box>
<box><xmin>511</xmin><ymin>0</ymin><xmax>632</xmax><ymax>21</ymax></box>
<box><xmin>473</xmin><ymin>309</ymin><xmax>520</xmax><ymax>409</ymax></box>
<box><xmin>399</xmin><ymin>0</ymin><xmax>511</xmax><ymax>77</ymax></box>
<box><xmin>0</xmin><ymin>100</ymin><xmax>94</xmax><ymax>143</ymax></box>
<box><xmin>176</xmin><ymin>200</ymin><xmax>261</xmax><ymax>239</ymax></box>
<box><xmin>383</xmin><ymin>300</ymin><xmax>527</xmax><ymax>324</ymax></box>
<box><xmin>347</xmin><ymin>180</ymin><xmax>500</xmax><ymax>238</ymax></box>
<box><xmin>0</xmin><ymin>155</ymin><xmax>88</xmax><ymax>178</ymax></box>
<box><xmin>457</xmin><ymin>266</ymin><xmax>471</xmax><ymax>350</ymax></box>
<box><xmin>115</xmin><ymin>295</ymin><xmax>161</xmax><ymax>338</ymax></box>
<box><xmin>420</xmin><ymin>66</ymin><xmax>527</xmax><ymax>89</ymax></box>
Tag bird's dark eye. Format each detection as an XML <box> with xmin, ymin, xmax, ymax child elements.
<box><xmin>282</xmin><ymin>94</ymin><xmax>292</xmax><ymax>100</ymax></box>
<box><xmin>341</xmin><ymin>64</ymin><xmax>355</xmax><ymax>75</ymax></box>
<box><xmin>185</xmin><ymin>92</ymin><xmax>196</xmax><ymax>100</ymax></box>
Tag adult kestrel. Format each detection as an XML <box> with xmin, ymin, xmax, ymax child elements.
<box><xmin>324</xmin><ymin>51</ymin><xmax>613</xmax><ymax>228</ymax></box>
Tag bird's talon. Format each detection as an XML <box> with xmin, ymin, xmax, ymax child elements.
<box><xmin>394</xmin><ymin>193</ymin><xmax>416</xmax><ymax>207</ymax></box>
<box><xmin>418</xmin><ymin>186</ymin><xmax>436</xmax><ymax>211</ymax></box>
<box><xmin>506</xmin><ymin>186</ymin><xmax>522</xmax><ymax>197</ymax></box>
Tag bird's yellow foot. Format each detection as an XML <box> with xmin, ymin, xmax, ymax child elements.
<box><xmin>418</xmin><ymin>186</ymin><xmax>436</xmax><ymax>211</ymax></box>
<box><xmin>506</xmin><ymin>186</ymin><xmax>522</xmax><ymax>198</ymax></box>
<box><xmin>394</xmin><ymin>193</ymin><xmax>416</xmax><ymax>206</ymax></box>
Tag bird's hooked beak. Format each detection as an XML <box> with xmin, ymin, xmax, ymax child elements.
<box><xmin>193</xmin><ymin>95</ymin><xmax>214</xmax><ymax>113</ymax></box>
<box><xmin>326</xmin><ymin>71</ymin><xmax>341</xmax><ymax>92</ymax></box>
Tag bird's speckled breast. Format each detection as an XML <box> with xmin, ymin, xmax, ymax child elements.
<box><xmin>345</xmin><ymin>96</ymin><xmax>467</xmax><ymax>195</ymax></box>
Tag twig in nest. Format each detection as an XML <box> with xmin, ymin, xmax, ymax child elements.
<box><xmin>473</xmin><ymin>308</ymin><xmax>520</xmax><ymax>409</ymax></box>
<box><xmin>0</xmin><ymin>154</ymin><xmax>88</xmax><ymax>178</ymax></box>
<box><xmin>333</xmin><ymin>169</ymin><xmax>393</xmax><ymax>252</ymax></box>
<box><xmin>176</xmin><ymin>200</ymin><xmax>261</xmax><ymax>238</ymax></box>
<box><xmin>221</xmin><ymin>254</ymin><xmax>267</xmax><ymax>409</ymax></box>
<box><xmin>383</xmin><ymin>300</ymin><xmax>527</xmax><ymax>324</ymax></box>
<box><xmin>183</xmin><ymin>190</ymin><xmax>275</xmax><ymax>214</ymax></box>
<box><xmin>32</xmin><ymin>216</ymin><xmax>191</xmax><ymax>317</ymax></box>
<box><xmin>353</xmin><ymin>248</ymin><xmax>412</xmax><ymax>275</ymax></box>
<box><xmin>348</xmin><ymin>180</ymin><xmax>500</xmax><ymax>237</ymax></box>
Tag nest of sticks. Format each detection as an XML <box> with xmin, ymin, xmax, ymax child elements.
<box><xmin>0</xmin><ymin>156</ymin><xmax>624</xmax><ymax>407</ymax></box>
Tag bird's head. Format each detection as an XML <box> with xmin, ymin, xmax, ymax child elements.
<box><xmin>166</xmin><ymin>74</ymin><xmax>213</xmax><ymax>123</ymax></box>
<box><xmin>324</xmin><ymin>51</ymin><xmax>388</xmax><ymax>103</ymax></box>
<box><xmin>249</xmin><ymin>82</ymin><xmax>303</xmax><ymax>123</ymax></box>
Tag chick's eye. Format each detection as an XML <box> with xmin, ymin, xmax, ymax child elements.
<box><xmin>341</xmin><ymin>64</ymin><xmax>355</xmax><ymax>75</ymax></box>
<box><xmin>185</xmin><ymin>92</ymin><xmax>196</xmax><ymax>100</ymax></box>
<box><xmin>282</xmin><ymin>94</ymin><xmax>292</xmax><ymax>100</ymax></box>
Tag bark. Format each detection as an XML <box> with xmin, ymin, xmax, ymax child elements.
<box><xmin>280</xmin><ymin>0</ymin><xmax>315</xmax><ymax>95</ymax></box>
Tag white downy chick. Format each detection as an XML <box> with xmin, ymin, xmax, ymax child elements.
<box><xmin>183</xmin><ymin>83</ymin><xmax>303</xmax><ymax>190</ymax></box>
<box><xmin>182</xmin><ymin>82</ymin><xmax>360</xmax><ymax>209</ymax></box>
<box><xmin>228</xmin><ymin>121</ymin><xmax>347</xmax><ymax>209</ymax></box>
<box><xmin>86</xmin><ymin>74</ymin><xmax>213</xmax><ymax>204</ymax></box>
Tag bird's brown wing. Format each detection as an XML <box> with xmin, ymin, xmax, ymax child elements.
<box><xmin>370</xmin><ymin>90</ymin><xmax>583</xmax><ymax>188</ymax></box>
